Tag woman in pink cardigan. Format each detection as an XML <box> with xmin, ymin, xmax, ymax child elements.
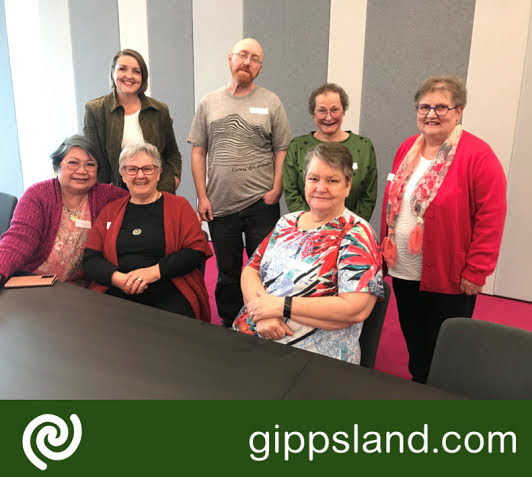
<box><xmin>380</xmin><ymin>76</ymin><xmax>507</xmax><ymax>384</ymax></box>
<box><xmin>0</xmin><ymin>135</ymin><xmax>127</xmax><ymax>287</ymax></box>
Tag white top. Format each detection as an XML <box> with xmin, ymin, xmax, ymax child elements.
<box><xmin>121</xmin><ymin>108</ymin><xmax>144</xmax><ymax>149</ymax></box>
<box><xmin>389</xmin><ymin>156</ymin><xmax>432</xmax><ymax>281</ymax></box>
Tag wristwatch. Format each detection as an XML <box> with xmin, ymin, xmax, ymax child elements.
<box><xmin>283</xmin><ymin>296</ymin><xmax>292</xmax><ymax>322</ymax></box>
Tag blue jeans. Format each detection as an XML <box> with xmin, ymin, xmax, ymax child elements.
<box><xmin>208</xmin><ymin>199</ymin><xmax>280</xmax><ymax>327</ymax></box>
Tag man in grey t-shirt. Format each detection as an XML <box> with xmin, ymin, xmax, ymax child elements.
<box><xmin>188</xmin><ymin>38</ymin><xmax>291</xmax><ymax>327</ymax></box>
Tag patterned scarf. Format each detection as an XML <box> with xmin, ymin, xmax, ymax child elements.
<box><xmin>381</xmin><ymin>124</ymin><xmax>462</xmax><ymax>267</ymax></box>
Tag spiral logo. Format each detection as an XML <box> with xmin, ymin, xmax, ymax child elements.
<box><xmin>22</xmin><ymin>413</ymin><xmax>82</xmax><ymax>471</ymax></box>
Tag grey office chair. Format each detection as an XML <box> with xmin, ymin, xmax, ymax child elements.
<box><xmin>359</xmin><ymin>280</ymin><xmax>391</xmax><ymax>368</ymax></box>
<box><xmin>427</xmin><ymin>318</ymin><xmax>532</xmax><ymax>399</ymax></box>
<box><xmin>0</xmin><ymin>192</ymin><xmax>17</xmax><ymax>237</ymax></box>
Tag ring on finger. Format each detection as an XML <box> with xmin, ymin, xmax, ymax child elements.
<box><xmin>136</xmin><ymin>277</ymin><xmax>143</xmax><ymax>282</ymax></box>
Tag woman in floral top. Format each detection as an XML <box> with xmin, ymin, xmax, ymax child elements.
<box><xmin>233</xmin><ymin>142</ymin><xmax>383</xmax><ymax>364</ymax></box>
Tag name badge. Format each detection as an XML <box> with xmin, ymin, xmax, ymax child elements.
<box><xmin>249</xmin><ymin>107</ymin><xmax>268</xmax><ymax>115</ymax></box>
<box><xmin>352</xmin><ymin>163</ymin><xmax>358</xmax><ymax>171</ymax></box>
<box><xmin>106</xmin><ymin>222</ymin><xmax>112</xmax><ymax>230</ymax></box>
<box><xmin>75</xmin><ymin>219</ymin><xmax>91</xmax><ymax>229</ymax></box>
<box><xmin>387</xmin><ymin>173</ymin><xmax>396</xmax><ymax>181</ymax></box>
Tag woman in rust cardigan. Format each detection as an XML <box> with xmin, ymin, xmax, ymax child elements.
<box><xmin>83</xmin><ymin>142</ymin><xmax>211</xmax><ymax>322</ymax></box>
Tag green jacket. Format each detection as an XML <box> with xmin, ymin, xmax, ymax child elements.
<box><xmin>83</xmin><ymin>92</ymin><xmax>181</xmax><ymax>193</ymax></box>
<box><xmin>282</xmin><ymin>132</ymin><xmax>378</xmax><ymax>221</ymax></box>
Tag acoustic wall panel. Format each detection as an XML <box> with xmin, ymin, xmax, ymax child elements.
<box><xmin>148</xmin><ymin>0</ymin><xmax>196</xmax><ymax>203</ymax></box>
<box><xmin>69</xmin><ymin>0</ymin><xmax>120</xmax><ymax>133</ymax></box>
<box><xmin>359</xmin><ymin>0</ymin><xmax>475</xmax><ymax>232</ymax></box>
<box><xmin>192</xmin><ymin>0</ymin><xmax>243</xmax><ymax>109</ymax></box>
<box><xmin>244</xmin><ymin>0</ymin><xmax>331</xmax><ymax>138</ymax></box>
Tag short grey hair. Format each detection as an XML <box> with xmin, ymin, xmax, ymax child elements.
<box><xmin>415</xmin><ymin>75</ymin><xmax>467</xmax><ymax>108</ymax></box>
<box><xmin>118</xmin><ymin>142</ymin><xmax>162</xmax><ymax>172</ymax></box>
<box><xmin>304</xmin><ymin>142</ymin><xmax>353</xmax><ymax>184</ymax></box>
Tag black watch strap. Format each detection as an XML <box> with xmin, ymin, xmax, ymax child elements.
<box><xmin>283</xmin><ymin>296</ymin><xmax>292</xmax><ymax>322</ymax></box>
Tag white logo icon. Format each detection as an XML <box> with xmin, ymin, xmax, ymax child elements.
<box><xmin>22</xmin><ymin>413</ymin><xmax>82</xmax><ymax>470</ymax></box>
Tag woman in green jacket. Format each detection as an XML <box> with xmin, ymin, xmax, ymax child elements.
<box><xmin>84</xmin><ymin>49</ymin><xmax>181</xmax><ymax>193</ymax></box>
<box><xmin>282</xmin><ymin>83</ymin><xmax>377</xmax><ymax>221</ymax></box>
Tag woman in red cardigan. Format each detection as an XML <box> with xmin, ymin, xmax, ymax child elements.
<box><xmin>83</xmin><ymin>142</ymin><xmax>212</xmax><ymax>322</ymax></box>
<box><xmin>380</xmin><ymin>76</ymin><xmax>507</xmax><ymax>383</ymax></box>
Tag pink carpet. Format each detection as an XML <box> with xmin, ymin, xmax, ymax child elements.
<box><xmin>204</xmin><ymin>244</ymin><xmax>532</xmax><ymax>380</ymax></box>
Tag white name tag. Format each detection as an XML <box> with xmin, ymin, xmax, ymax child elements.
<box><xmin>106</xmin><ymin>222</ymin><xmax>112</xmax><ymax>230</ymax></box>
<box><xmin>352</xmin><ymin>162</ymin><xmax>358</xmax><ymax>171</ymax></box>
<box><xmin>249</xmin><ymin>107</ymin><xmax>268</xmax><ymax>115</ymax></box>
<box><xmin>387</xmin><ymin>173</ymin><xmax>396</xmax><ymax>181</ymax></box>
<box><xmin>75</xmin><ymin>219</ymin><xmax>91</xmax><ymax>229</ymax></box>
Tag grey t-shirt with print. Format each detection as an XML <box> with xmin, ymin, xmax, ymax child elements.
<box><xmin>187</xmin><ymin>86</ymin><xmax>291</xmax><ymax>217</ymax></box>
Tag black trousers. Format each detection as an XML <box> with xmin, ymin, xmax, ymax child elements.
<box><xmin>208</xmin><ymin>199</ymin><xmax>280</xmax><ymax>328</ymax></box>
<box><xmin>392</xmin><ymin>277</ymin><xmax>477</xmax><ymax>384</ymax></box>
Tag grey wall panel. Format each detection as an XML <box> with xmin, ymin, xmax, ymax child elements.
<box><xmin>0</xmin><ymin>0</ymin><xmax>23</xmax><ymax>197</ymax></box>
<box><xmin>495</xmin><ymin>9</ymin><xmax>532</xmax><ymax>302</ymax></box>
<box><xmin>69</xmin><ymin>0</ymin><xmax>120</xmax><ymax>133</ymax></box>
<box><xmin>360</xmin><ymin>0</ymin><xmax>475</xmax><ymax>232</ymax></box>
<box><xmin>244</xmin><ymin>0</ymin><xmax>331</xmax><ymax>214</ymax></box>
<box><xmin>244</xmin><ymin>0</ymin><xmax>330</xmax><ymax>137</ymax></box>
<box><xmin>147</xmin><ymin>0</ymin><xmax>196</xmax><ymax>205</ymax></box>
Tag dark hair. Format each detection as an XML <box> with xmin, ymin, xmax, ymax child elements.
<box><xmin>304</xmin><ymin>142</ymin><xmax>353</xmax><ymax>184</ymax></box>
<box><xmin>50</xmin><ymin>135</ymin><xmax>98</xmax><ymax>173</ymax></box>
<box><xmin>110</xmin><ymin>49</ymin><xmax>149</xmax><ymax>95</ymax></box>
<box><xmin>308</xmin><ymin>83</ymin><xmax>350</xmax><ymax>116</ymax></box>
<box><xmin>414</xmin><ymin>75</ymin><xmax>467</xmax><ymax>108</ymax></box>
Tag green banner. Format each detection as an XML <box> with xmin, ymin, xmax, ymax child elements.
<box><xmin>1</xmin><ymin>401</ymin><xmax>528</xmax><ymax>475</ymax></box>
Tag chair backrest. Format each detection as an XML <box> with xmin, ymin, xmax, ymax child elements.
<box><xmin>359</xmin><ymin>280</ymin><xmax>391</xmax><ymax>368</ymax></box>
<box><xmin>0</xmin><ymin>192</ymin><xmax>18</xmax><ymax>237</ymax></box>
<box><xmin>427</xmin><ymin>318</ymin><xmax>532</xmax><ymax>399</ymax></box>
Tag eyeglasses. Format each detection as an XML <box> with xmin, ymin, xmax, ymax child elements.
<box><xmin>314</xmin><ymin>108</ymin><xmax>343</xmax><ymax>119</ymax></box>
<box><xmin>232</xmin><ymin>51</ymin><xmax>262</xmax><ymax>65</ymax></box>
<box><xmin>62</xmin><ymin>160</ymin><xmax>98</xmax><ymax>171</ymax></box>
<box><xmin>123</xmin><ymin>165</ymin><xmax>158</xmax><ymax>176</ymax></box>
<box><xmin>416</xmin><ymin>104</ymin><xmax>460</xmax><ymax>116</ymax></box>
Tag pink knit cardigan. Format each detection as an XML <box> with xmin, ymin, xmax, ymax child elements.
<box><xmin>0</xmin><ymin>178</ymin><xmax>127</xmax><ymax>279</ymax></box>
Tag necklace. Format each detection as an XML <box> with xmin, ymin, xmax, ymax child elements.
<box><xmin>64</xmin><ymin>197</ymin><xmax>88</xmax><ymax>221</ymax></box>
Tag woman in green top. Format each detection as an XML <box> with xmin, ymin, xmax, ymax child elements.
<box><xmin>282</xmin><ymin>83</ymin><xmax>377</xmax><ymax>221</ymax></box>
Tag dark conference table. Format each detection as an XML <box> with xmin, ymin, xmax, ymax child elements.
<box><xmin>0</xmin><ymin>281</ymin><xmax>460</xmax><ymax>399</ymax></box>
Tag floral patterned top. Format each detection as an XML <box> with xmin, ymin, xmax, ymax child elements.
<box><xmin>233</xmin><ymin>208</ymin><xmax>384</xmax><ymax>364</ymax></box>
<box><xmin>34</xmin><ymin>199</ymin><xmax>91</xmax><ymax>287</ymax></box>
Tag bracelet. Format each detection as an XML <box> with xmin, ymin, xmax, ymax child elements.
<box><xmin>283</xmin><ymin>296</ymin><xmax>292</xmax><ymax>322</ymax></box>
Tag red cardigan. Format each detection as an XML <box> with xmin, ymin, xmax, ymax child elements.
<box><xmin>86</xmin><ymin>192</ymin><xmax>212</xmax><ymax>322</ymax></box>
<box><xmin>380</xmin><ymin>131</ymin><xmax>507</xmax><ymax>294</ymax></box>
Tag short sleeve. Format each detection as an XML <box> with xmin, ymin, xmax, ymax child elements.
<box><xmin>337</xmin><ymin>221</ymin><xmax>384</xmax><ymax>299</ymax></box>
<box><xmin>270</xmin><ymin>99</ymin><xmax>291</xmax><ymax>152</ymax></box>
<box><xmin>187</xmin><ymin>100</ymin><xmax>208</xmax><ymax>148</ymax></box>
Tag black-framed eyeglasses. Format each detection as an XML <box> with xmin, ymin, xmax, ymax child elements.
<box><xmin>416</xmin><ymin>104</ymin><xmax>460</xmax><ymax>116</ymax></box>
<box><xmin>123</xmin><ymin>165</ymin><xmax>158</xmax><ymax>176</ymax></box>
<box><xmin>232</xmin><ymin>51</ymin><xmax>262</xmax><ymax>65</ymax></box>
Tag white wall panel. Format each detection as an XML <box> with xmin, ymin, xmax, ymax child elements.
<box><xmin>5</xmin><ymin>0</ymin><xmax>78</xmax><ymax>188</ymax></box>
<box><xmin>495</xmin><ymin>8</ymin><xmax>532</xmax><ymax>302</ymax></box>
<box><xmin>462</xmin><ymin>0</ymin><xmax>531</xmax><ymax>295</ymax></box>
<box><xmin>327</xmin><ymin>0</ymin><xmax>367</xmax><ymax>134</ymax></box>
<box><xmin>117</xmin><ymin>0</ymin><xmax>151</xmax><ymax>96</ymax></box>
